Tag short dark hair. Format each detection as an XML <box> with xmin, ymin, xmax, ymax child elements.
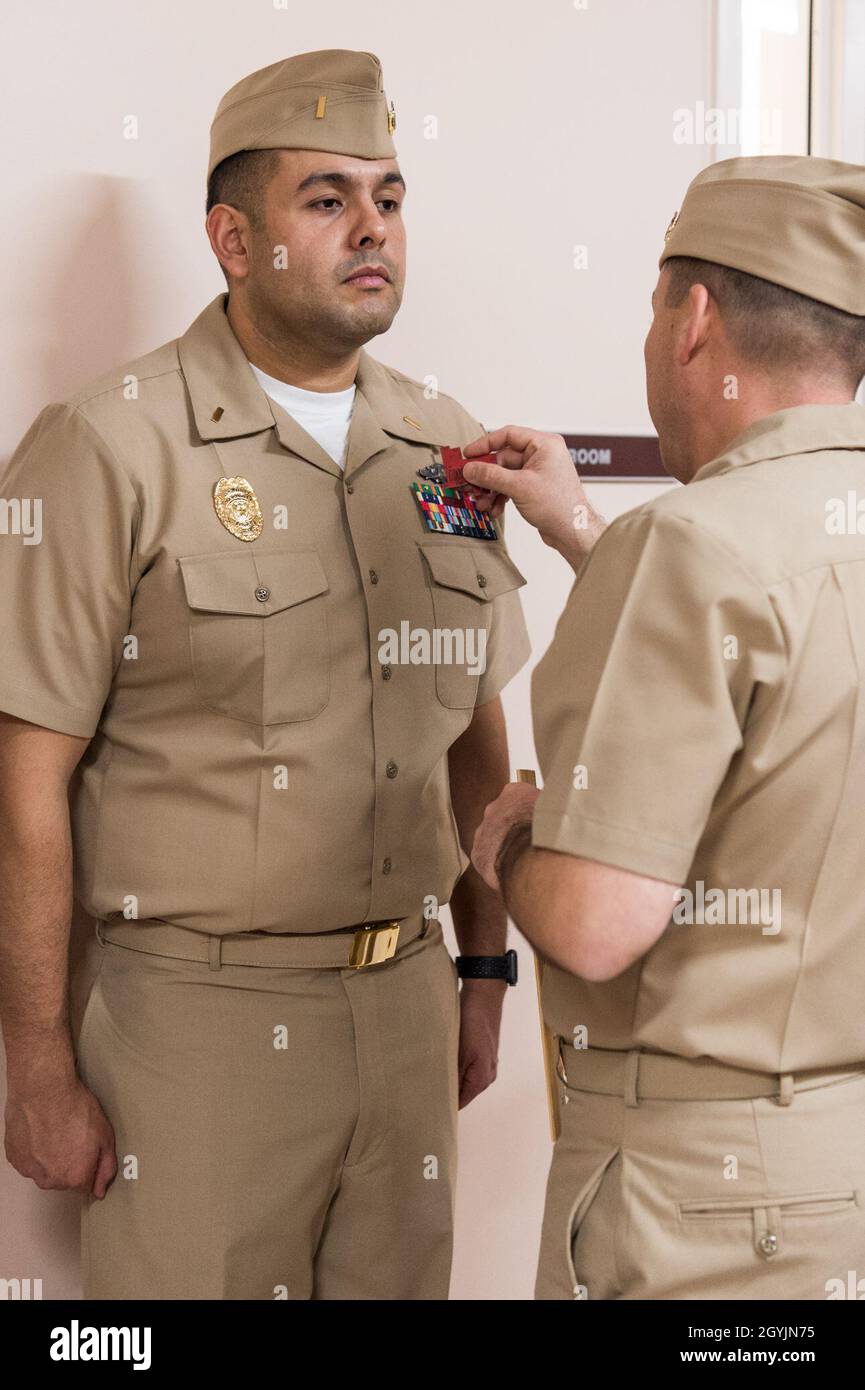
<box><xmin>206</xmin><ymin>148</ymin><xmax>282</xmax><ymax>224</ymax></box>
<box><xmin>663</xmin><ymin>255</ymin><xmax>865</xmax><ymax>388</ymax></box>
<box><xmin>206</xmin><ymin>149</ymin><xmax>282</xmax><ymax>281</ymax></box>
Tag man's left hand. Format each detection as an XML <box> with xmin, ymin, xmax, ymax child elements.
<box><xmin>457</xmin><ymin>982</ymin><xmax>506</xmax><ymax>1108</ymax></box>
<box><xmin>471</xmin><ymin>782</ymin><xmax>540</xmax><ymax>892</ymax></box>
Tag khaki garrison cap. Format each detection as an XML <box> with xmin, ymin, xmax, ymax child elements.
<box><xmin>660</xmin><ymin>155</ymin><xmax>865</xmax><ymax>315</ymax></box>
<box><xmin>208</xmin><ymin>49</ymin><xmax>397</xmax><ymax>182</ymax></box>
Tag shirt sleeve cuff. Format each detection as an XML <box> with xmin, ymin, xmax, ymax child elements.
<box><xmin>531</xmin><ymin>808</ymin><xmax>693</xmax><ymax>884</ymax></box>
<box><xmin>0</xmin><ymin>686</ymin><xmax>99</xmax><ymax>739</ymax></box>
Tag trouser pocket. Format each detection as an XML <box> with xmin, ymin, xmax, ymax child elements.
<box><xmin>565</xmin><ymin>1149</ymin><xmax>621</xmax><ymax>1298</ymax></box>
<box><xmin>678</xmin><ymin>1190</ymin><xmax>858</xmax><ymax>1260</ymax></box>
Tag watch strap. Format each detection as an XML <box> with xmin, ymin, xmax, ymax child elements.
<box><xmin>455</xmin><ymin>949</ymin><xmax>518</xmax><ymax>985</ymax></box>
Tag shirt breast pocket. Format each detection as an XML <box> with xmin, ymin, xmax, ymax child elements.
<box><xmin>177</xmin><ymin>548</ymin><xmax>331</xmax><ymax>725</ymax></box>
<box><xmin>418</xmin><ymin>539</ymin><xmax>527</xmax><ymax>709</ymax></box>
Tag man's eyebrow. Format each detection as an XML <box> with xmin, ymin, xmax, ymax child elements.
<box><xmin>295</xmin><ymin>170</ymin><xmax>407</xmax><ymax>194</ymax></box>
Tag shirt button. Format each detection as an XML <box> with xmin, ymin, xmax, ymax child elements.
<box><xmin>758</xmin><ymin>1233</ymin><xmax>778</xmax><ymax>1258</ymax></box>
<box><xmin>345</xmin><ymin>482</ymin><xmax>354</xmax><ymax>494</ymax></box>
<box><xmin>386</xmin><ymin>760</ymin><xmax>398</xmax><ymax>779</ymax></box>
<box><xmin>382</xmin><ymin>664</ymin><xmax>393</xmax><ymax>680</ymax></box>
<box><xmin>382</xmin><ymin>857</ymin><xmax>392</xmax><ymax>875</ymax></box>
<box><xmin>255</xmin><ymin>587</ymin><xmax>270</xmax><ymax>603</ymax></box>
<box><xmin>476</xmin><ymin>573</ymin><xmax>487</xmax><ymax>589</ymax></box>
<box><xmin>369</xmin><ymin>568</ymin><xmax>379</xmax><ymax>584</ymax></box>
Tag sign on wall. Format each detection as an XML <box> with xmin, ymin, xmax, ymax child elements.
<box><xmin>563</xmin><ymin>434</ymin><xmax>671</xmax><ymax>482</ymax></box>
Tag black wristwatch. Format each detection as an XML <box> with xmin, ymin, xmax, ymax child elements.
<box><xmin>455</xmin><ymin>949</ymin><xmax>518</xmax><ymax>985</ymax></box>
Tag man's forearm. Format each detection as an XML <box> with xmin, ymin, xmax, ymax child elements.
<box><xmin>494</xmin><ymin>821</ymin><xmax>573</xmax><ymax>969</ymax></box>
<box><xmin>495</xmin><ymin>821</ymin><xmax>536</xmax><ymax>939</ymax></box>
<box><xmin>552</xmin><ymin>507</ymin><xmax>608</xmax><ymax>573</ymax></box>
<box><xmin>0</xmin><ymin>803</ymin><xmax>77</xmax><ymax>1091</ymax></box>
<box><xmin>448</xmin><ymin>861</ymin><xmax>507</xmax><ymax>957</ymax></box>
<box><xmin>447</xmin><ymin>700</ymin><xmax>510</xmax><ymax>958</ymax></box>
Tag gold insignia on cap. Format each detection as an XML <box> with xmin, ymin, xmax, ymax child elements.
<box><xmin>212</xmin><ymin>476</ymin><xmax>263</xmax><ymax>542</ymax></box>
<box><xmin>387</xmin><ymin>100</ymin><xmax>396</xmax><ymax>134</ymax></box>
<box><xmin>664</xmin><ymin>210</ymin><xmax>680</xmax><ymax>243</ymax></box>
<box><xmin>315</xmin><ymin>94</ymin><xmax>327</xmax><ymax>120</ymax></box>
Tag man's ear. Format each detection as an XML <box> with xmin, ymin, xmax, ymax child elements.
<box><xmin>206</xmin><ymin>203</ymin><xmax>252</xmax><ymax>284</ymax></box>
<box><xmin>677</xmin><ymin>282</ymin><xmax>713</xmax><ymax>366</ymax></box>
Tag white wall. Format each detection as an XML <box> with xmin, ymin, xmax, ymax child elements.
<box><xmin>1</xmin><ymin>0</ymin><xmax>714</xmax><ymax>1300</ymax></box>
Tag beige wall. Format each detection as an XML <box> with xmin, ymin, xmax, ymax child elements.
<box><xmin>1</xmin><ymin>0</ymin><xmax>713</xmax><ymax>1300</ymax></box>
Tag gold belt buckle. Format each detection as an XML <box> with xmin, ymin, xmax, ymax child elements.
<box><xmin>349</xmin><ymin>921</ymin><xmax>401</xmax><ymax>969</ymax></box>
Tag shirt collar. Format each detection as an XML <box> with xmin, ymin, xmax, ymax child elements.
<box><xmin>692</xmin><ymin>401</ymin><xmax>865</xmax><ymax>484</ymax></box>
<box><xmin>177</xmin><ymin>293</ymin><xmax>458</xmax><ymax>477</ymax></box>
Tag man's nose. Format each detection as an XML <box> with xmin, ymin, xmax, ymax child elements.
<box><xmin>350</xmin><ymin>202</ymin><xmax>387</xmax><ymax>246</ymax></box>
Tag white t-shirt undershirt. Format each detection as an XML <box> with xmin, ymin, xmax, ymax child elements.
<box><xmin>248</xmin><ymin>362</ymin><xmax>356</xmax><ymax>470</ymax></box>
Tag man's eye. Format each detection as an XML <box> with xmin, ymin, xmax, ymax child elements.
<box><xmin>310</xmin><ymin>196</ymin><xmax>401</xmax><ymax>212</ymax></box>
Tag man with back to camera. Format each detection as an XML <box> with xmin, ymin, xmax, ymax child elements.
<box><xmin>464</xmin><ymin>156</ymin><xmax>865</xmax><ymax>1298</ymax></box>
<box><xmin>0</xmin><ymin>49</ymin><xmax>530</xmax><ymax>1300</ymax></box>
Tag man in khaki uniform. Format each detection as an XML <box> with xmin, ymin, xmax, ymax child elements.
<box><xmin>0</xmin><ymin>50</ymin><xmax>529</xmax><ymax>1299</ymax></box>
<box><xmin>467</xmin><ymin>156</ymin><xmax>865</xmax><ymax>1299</ymax></box>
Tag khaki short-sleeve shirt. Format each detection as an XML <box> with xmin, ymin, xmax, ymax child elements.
<box><xmin>0</xmin><ymin>294</ymin><xmax>530</xmax><ymax>934</ymax></box>
<box><xmin>532</xmin><ymin>403</ymin><xmax>865</xmax><ymax>1071</ymax></box>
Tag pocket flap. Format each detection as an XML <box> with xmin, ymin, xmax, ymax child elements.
<box><xmin>178</xmin><ymin>548</ymin><xmax>329</xmax><ymax>616</ymax></box>
<box><xmin>418</xmin><ymin>540</ymin><xmax>527</xmax><ymax>602</ymax></box>
<box><xmin>678</xmin><ymin>1190</ymin><xmax>857</xmax><ymax>1220</ymax></box>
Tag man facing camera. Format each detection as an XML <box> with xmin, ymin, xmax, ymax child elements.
<box><xmin>0</xmin><ymin>49</ymin><xmax>529</xmax><ymax>1300</ymax></box>
<box><xmin>467</xmin><ymin>156</ymin><xmax>865</xmax><ymax>1300</ymax></box>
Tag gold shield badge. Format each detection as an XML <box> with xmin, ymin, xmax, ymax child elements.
<box><xmin>212</xmin><ymin>476</ymin><xmax>263</xmax><ymax>542</ymax></box>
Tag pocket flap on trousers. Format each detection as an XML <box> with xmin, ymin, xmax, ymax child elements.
<box><xmin>178</xmin><ymin>548</ymin><xmax>329</xmax><ymax>616</ymax></box>
<box><xmin>678</xmin><ymin>1189</ymin><xmax>857</xmax><ymax>1220</ymax></box>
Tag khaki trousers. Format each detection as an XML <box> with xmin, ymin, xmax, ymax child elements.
<box><xmin>535</xmin><ymin>1042</ymin><xmax>865</xmax><ymax>1300</ymax></box>
<box><xmin>75</xmin><ymin>914</ymin><xmax>459</xmax><ymax>1300</ymax></box>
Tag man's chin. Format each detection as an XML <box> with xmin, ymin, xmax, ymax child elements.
<box><xmin>340</xmin><ymin>303</ymin><xmax>400</xmax><ymax>344</ymax></box>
